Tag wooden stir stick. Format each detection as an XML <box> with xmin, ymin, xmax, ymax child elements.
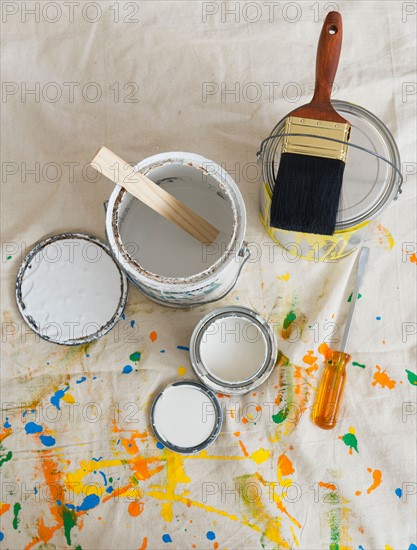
<box><xmin>91</xmin><ymin>147</ymin><xmax>220</xmax><ymax>244</ymax></box>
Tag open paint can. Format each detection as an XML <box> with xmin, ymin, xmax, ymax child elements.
<box><xmin>151</xmin><ymin>381</ymin><xmax>222</xmax><ymax>454</ymax></box>
<box><xmin>15</xmin><ymin>233</ymin><xmax>128</xmax><ymax>345</ymax></box>
<box><xmin>258</xmin><ymin>100</ymin><xmax>402</xmax><ymax>260</ymax></box>
<box><xmin>190</xmin><ymin>306</ymin><xmax>278</xmax><ymax>395</ymax></box>
<box><xmin>106</xmin><ymin>152</ymin><xmax>248</xmax><ymax>307</ymax></box>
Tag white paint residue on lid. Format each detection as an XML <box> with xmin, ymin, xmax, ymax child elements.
<box><xmin>153</xmin><ymin>384</ymin><xmax>217</xmax><ymax>449</ymax></box>
<box><xmin>20</xmin><ymin>238</ymin><xmax>123</xmax><ymax>343</ymax></box>
<box><xmin>199</xmin><ymin>316</ymin><xmax>268</xmax><ymax>383</ymax></box>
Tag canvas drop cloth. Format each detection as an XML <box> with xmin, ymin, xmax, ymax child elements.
<box><xmin>1</xmin><ymin>1</ymin><xmax>416</xmax><ymax>549</ymax></box>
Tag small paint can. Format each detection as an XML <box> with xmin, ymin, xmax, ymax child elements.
<box><xmin>151</xmin><ymin>380</ymin><xmax>223</xmax><ymax>454</ymax></box>
<box><xmin>258</xmin><ymin>100</ymin><xmax>402</xmax><ymax>260</ymax></box>
<box><xmin>15</xmin><ymin>233</ymin><xmax>128</xmax><ymax>345</ymax></box>
<box><xmin>106</xmin><ymin>152</ymin><xmax>249</xmax><ymax>307</ymax></box>
<box><xmin>190</xmin><ymin>306</ymin><xmax>278</xmax><ymax>395</ymax></box>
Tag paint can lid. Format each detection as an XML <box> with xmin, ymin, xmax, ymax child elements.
<box><xmin>15</xmin><ymin>233</ymin><xmax>128</xmax><ymax>345</ymax></box>
<box><xmin>151</xmin><ymin>380</ymin><xmax>222</xmax><ymax>454</ymax></box>
<box><xmin>190</xmin><ymin>306</ymin><xmax>278</xmax><ymax>395</ymax></box>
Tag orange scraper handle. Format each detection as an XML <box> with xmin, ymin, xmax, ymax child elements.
<box><xmin>312</xmin><ymin>350</ymin><xmax>351</xmax><ymax>430</ymax></box>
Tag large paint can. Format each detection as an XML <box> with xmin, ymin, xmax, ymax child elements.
<box><xmin>258</xmin><ymin>100</ymin><xmax>402</xmax><ymax>261</ymax></box>
<box><xmin>106</xmin><ymin>152</ymin><xmax>248</xmax><ymax>307</ymax></box>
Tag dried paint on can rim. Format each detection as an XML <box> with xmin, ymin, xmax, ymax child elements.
<box><xmin>15</xmin><ymin>233</ymin><xmax>128</xmax><ymax>346</ymax></box>
<box><xmin>151</xmin><ymin>380</ymin><xmax>223</xmax><ymax>454</ymax></box>
<box><xmin>190</xmin><ymin>306</ymin><xmax>278</xmax><ymax>395</ymax></box>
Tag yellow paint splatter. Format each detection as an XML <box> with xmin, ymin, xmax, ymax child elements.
<box><xmin>277</xmin><ymin>273</ymin><xmax>290</xmax><ymax>282</ymax></box>
<box><xmin>372</xmin><ymin>365</ymin><xmax>396</xmax><ymax>389</ymax></box>
<box><xmin>250</xmin><ymin>448</ymin><xmax>271</xmax><ymax>465</ymax></box>
<box><xmin>62</xmin><ymin>393</ymin><xmax>75</xmax><ymax>404</ymax></box>
<box><xmin>178</xmin><ymin>366</ymin><xmax>186</xmax><ymax>377</ymax></box>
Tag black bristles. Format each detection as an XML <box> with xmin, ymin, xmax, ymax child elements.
<box><xmin>270</xmin><ymin>153</ymin><xmax>346</xmax><ymax>236</ymax></box>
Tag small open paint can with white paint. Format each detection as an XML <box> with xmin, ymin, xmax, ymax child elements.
<box><xmin>151</xmin><ymin>381</ymin><xmax>222</xmax><ymax>454</ymax></box>
<box><xmin>106</xmin><ymin>152</ymin><xmax>248</xmax><ymax>307</ymax></box>
<box><xmin>190</xmin><ymin>306</ymin><xmax>278</xmax><ymax>395</ymax></box>
<box><xmin>16</xmin><ymin>233</ymin><xmax>128</xmax><ymax>345</ymax></box>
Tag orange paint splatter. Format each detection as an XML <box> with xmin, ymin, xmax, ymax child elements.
<box><xmin>140</xmin><ymin>536</ymin><xmax>148</xmax><ymax>550</ymax></box>
<box><xmin>238</xmin><ymin>440</ymin><xmax>249</xmax><ymax>457</ymax></box>
<box><xmin>372</xmin><ymin>365</ymin><xmax>396</xmax><ymax>389</ymax></box>
<box><xmin>278</xmin><ymin>454</ymin><xmax>295</xmax><ymax>476</ymax></box>
<box><xmin>233</xmin><ymin>431</ymin><xmax>240</xmax><ymax>437</ymax></box>
<box><xmin>0</xmin><ymin>426</ymin><xmax>12</xmax><ymax>442</ymax></box>
<box><xmin>256</xmin><ymin>405</ymin><xmax>262</xmax><ymax>412</ymax></box>
<box><xmin>355</xmin><ymin>490</ymin><xmax>362</xmax><ymax>496</ymax></box>
<box><xmin>128</xmin><ymin>501</ymin><xmax>144</xmax><ymax>517</ymax></box>
<box><xmin>242</xmin><ymin>417</ymin><xmax>248</xmax><ymax>424</ymax></box>
<box><xmin>149</xmin><ymin>331</ymin><xmax>157</xmax><ymax>342</ymax></box>
<box><xmin>410</xmin><ymin>253</ymin><xmax>417</xmax><ymax>264</ymax></box>
<box><xmin>0</xmin><ymin>503</ymin><xmax>11</xmax><ymax>516</ymax></box>
<box><xmin>318</xmin><ymin>342</ymin><xmax>332</xmax><ymax>361</ymax></box>
<box><xmin>318</xmin><ymin>482</ymin><xmax>337</xmax><ymax>491</ymax></box>
<box><xmin>367</xmin><ymin>468</ymin><xmax>382</xmax><ymax>494</ymax></box>
<box><xmin>214</xmin><ymin>543</ymin><xmax>219</xmax><ymax>549</ymax></box>
<box><xmin>303</xmin><ymin>350</ymin><xmax>318</xmax><ymax>365</ymax></box>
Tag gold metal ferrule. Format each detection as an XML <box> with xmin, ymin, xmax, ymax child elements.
<box><xmin>282</xmin><ymin>116</ymin><xmax>351</xmax><ymax>162</ymax></box>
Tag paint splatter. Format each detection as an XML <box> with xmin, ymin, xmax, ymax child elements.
<box><xmin>122</xmin><ymin>365</ymin><xmax>133</xmax><ymax>374</ymax></box>
<box><xmin>12</xmin><ymin>502</ymin><xmax>21</xmax><ymax>530</ymax></box>
<box><xmin>131</xmin><ymin>319</ymin><xmax>135</xmax><ymax>328</ymax></box>
<box><xmin>25</xmin><ymin>422</ymin><xmax>43</xmax><ymax>434</ymax></box>
<box><xmin>272</xmin><ymin>407</ymin><xmax>289</xmax><ymax>424</ymax></box>
<box><xmin>376</xmin><ymin>224</ymin><xmax>395</xmax><ymax>249</ymax></box>
<box><xmin>366</xmin><ymin>468</ymin><xmax>382</xmax><ymax>494</ymax></box>
<box><xmin>408</xmin><ymin>545</ymin><xmax>417</xmax><ymax>550</ymax></box>
<box><xmin>0</xmin><ymin>532</ymin><xmax>4</xmax><ymax>541</ymax></box>
<box><xmin>276</xmin><ymin>273</ymin><xmax>290</xmax><ymax>281</ymax></box>
<box><xmin>376</xmin><ymin>316</ymin><xmax>381</xmax><ymax>321</ymax></box>
<box><xmin>339</xmin><ymin>428</ymin><xmax>359</xmax><ymax>455</ymax></box>
<box><xmin>150</xmin><ymin>331</ymin><xmax>157</xmax><ymax>342</ymax></box>
<box><xmin>3</xmin><ymin>418</ymin><xmax>11</xmax><ymax>429</ymax></box>
<box><xmin>405</xmin><ymin>369</ymin><xmax>417</xmax><ymax>386</ymax></box>
<box><xmin>206</xmin><ymin>531</ymin><xmax>216</xmax><ymax>540</ymax></box>
<box><xmin>62</xmin><ymin>506</ymin><xmax>77</xmax><ymax>545</ymax></box>
<box><xmin>39</xmin><ymin>435</ymin><xmax>56</xmax><ymax>447</ymax></box>
<box><xmin>76</xmin><ymin>376</ymin><xmax>87</xmax><ymax>384</ymax></box>
<box><xmin>50</xmin><ymin>387</ymin><xmax>70</xmax><ymax>410</ymax></box>
<box><xmin>278</xmin><ymin>454</ymin><xmax>295</xmax><ymax>477</ymax></box>
<box><xmin>372</xmin><ymin>365</ymin><xmax>396</xmax><ymax>389</ymax></box>
<box><xmin>156</xmin><ymin>442</ymin><xmax>164</xmax><ymax>450</ymax></box>
<box><xmin>0</xmin><ymin>450</ymin><xmax>12</xmax><ymax>467</ymax></box>
<box><xmin>130</xmin><ymin>351</ymin><xmax>141</xmax><ymax>362</ymax></box>
<box><xmin>178</xmin><ymin>366</ymin><xmax>186</xmax><ymax>377</ymax></box>
<box><xmin>177</xmin><ymin>345</ymin><xmax>189</xmax><ymax>351</ymax></box>
<box><xmin>395</xmin><ymin>487</ymin><xmax>402</xmax><ymax>498</ymax></box>
<box><xmin>128</xmin><ymin>501</ymin><xmax>144</xmax><ymax>517</ymax></box>
<box><xmin>347</xmin><ymin>292</ymin><xmax>362</xmax><ymax>302</ymax></box>
<box><xmin>410</xmin><ymin>253</ymin><xmax>417</xmax><ymax>264</ymax></box>
<box><xmin>162</xmin><ymin>533</ymin><xmax>172</xmax><ymax>543</ymax></box>
<box><xmin>251</xmin><ymin>448</ymin><xmax>270</xmax><ymax>465</ymax></box>
<box><xmin>352</xmin><ymin>361</ymin><xmax>366</xmax><ymax>369</ymax></box>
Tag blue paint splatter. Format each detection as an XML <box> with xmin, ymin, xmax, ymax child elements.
<box><xmin>122</xmin><ymin>365</ymin><xmax>133</xmax><ymax>374</ymax></box>
<box><xmin>0</xmin><ymin>532</ymin><xmax>4</xmax><ymax>542</ymax></box>
<box><xmin>39</xmin><ymin>435</ymin><xmax>56</xmax><ymax>447</ymax></box>
<box><xmin>22</xmin><ymin>411</ymin><xmax>27</xmax><ymax>417</ymax></box>
<box><xmin>156</xmin><ymin>442</ymin><xmax>164</xmax><ymax>449</ymax></box>
<box><xmin>376</xmin><ymin>316</ymin><xmax>381</xmax><ymax>320</ymax></box>
<box><xmin>395</xmin><ymin>487</ymin><xmax>402</xmax><ymax>498</ymax></box>
<box><xmin>130</xmin><ymin>320</ymin><xmax>135</xmax><ymax>328</ymax></box>
<box><xmin>106</xmin><ymin>486</ymin><xmax>113</xmax><ymax>494</ymax></box>
<box><xmin>4</xmin><ymin>418</ymin><xmax>11</xmax><ymax>429</ymax></box>
<box><xmin>122</xmin><ymin>313</ymin><xmax>126</xmax><ymax>320</ymax></box>
<box><xmin>408</xmin><ymin>545</ymin><xmax>417</xmax><ymax>550</ymax></box>
<box><xmin>358</xmin><ymin>546</ymin><xmax>364</xmax><ymax>550</ymax></box>
<box><xmin>206</xmin><ymin>531</ymin><xmax>216</xmax><ymax>541</ymax></box>
<box><xmin>34</xmin><ymin>486</ymin><xmax>38</xmax><ymax>494</ymax></box>
<box><xmin>50</xmin><ymin>387</ymin><xmax>70</xmax><ymax>410</ymax></box>
<box><xmin>99</xmin><ymin>471</ymin><xmax>107</xmax><ymax>485</ymax></box>
<box><xmin>177</xmin><ymin>345</ymin><xmax>189</xmax><ymax>351</ymax></box>
<box><xmin>76</xmin><ymin>494</ymin><xmax>100</xmax><ymax>511</ymax></box>
<box><xmin>160</xmin><ymin>350</ymin><xmax>166</xmax><ymax>353</ymax></box>
<box><xmin>25</xmin><ymin>422</ymin><xmax>43</xmax><ymax>434</ymax></box>
<box><xmin>162</xmin><ymin>534</ymin><xmax>172</xmax><ymax>543</ymax></box>
<box><xmin>76</xmin><ymin>376</ymin><xmax>87</xmax><ymax>384</ymax></box>
<box><xmin>92</xmin><ymin>456</ymin><xmax>102</xmax><ymax>462</ymax></box>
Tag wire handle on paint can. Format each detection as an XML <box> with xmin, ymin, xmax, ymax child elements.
<box><xmin>257</xmin><ymin>133</ymin><xmax>404</xmax><ymax>200</ymax></box>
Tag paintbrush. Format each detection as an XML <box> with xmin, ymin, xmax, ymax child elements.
<box><xmin>270</xmin><ymin>11</ymin><xmax>351</xmax><ymax>236</ymax></box>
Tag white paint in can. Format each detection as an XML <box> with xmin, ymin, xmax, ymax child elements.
<box><xmin>106</xmin><ymin>153</ymin><xmax>248</xmax><ymax>307</ymax></box>
<box><xmin>200</xmin><ymin>316</ymin><xmax>268</xmax><ymax>383</ymax></box>
<box><xmin>152</xmin><ymin>383</ymin><xmax>218</xmax><ymax>449</ymax></box>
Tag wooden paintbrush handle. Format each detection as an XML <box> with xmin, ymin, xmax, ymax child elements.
<box><xmin>91</xmin><ymin>147</ymin><xmax>220</xmax><ymax>245</ymax></box>
<box><xmin>312</xmin><ymin>11</ymin><xmax>343</xmax><ymax>105</ymax></box>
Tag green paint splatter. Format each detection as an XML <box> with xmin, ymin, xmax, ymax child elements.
<box><xmin>352</xmin><ymin>361</ymin><xmax>366</xmax><ymax>369</ymax></box>
<box><xmin>0</xmin><ymin>450</ymin><xmax>13</xmax><ymax>467</ymax></box>
<box><xmin>129</xmin><ymin>351</ymin><xmax>141</xmax><ymax>362</ymax></box>
<box><xmin>7</xmin><ymin>255</ymin><xmax>12</xmax><ymax>260</ymax></box>
<box><xmin>405</xmin><ymin>369</ymin><xmax>417</xmax><ymax>386</ymax></box>
<box><xmin>283</xmin><ymin>311</ymin><xmax>296</xmax><ymax>330</ymax></box>
<box><xmin>341</xmin><ymin>433</ymin><xmax>359</xmax><ymax>453</ymax></box>
<box><xmin>75</xmin><ymin>546</ymin><xmax>83</xmax><ymax>550</ymax></box>
<box><xmin>62</xmin><ymin>506</ymin><xmax>77</xmax><ymax>545</ymax></box>
<box><xmin>347</xmin><ymin>292</ymin><xmax>362</xmax><ymax>302</ymax></box>
<box><xmin>272</xmin><ymin>407</ymin><xmax>289</xmax><ymax>424</ymax></box>
<box><xmin>12</xmin><ymin>502</ymin><xmax>21</xmax><ymax>530</ymax></box>
<box><xmin>328</xmin><ymin>491</ymin><xmax>341</xmax><ymax>550</ymax></box>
